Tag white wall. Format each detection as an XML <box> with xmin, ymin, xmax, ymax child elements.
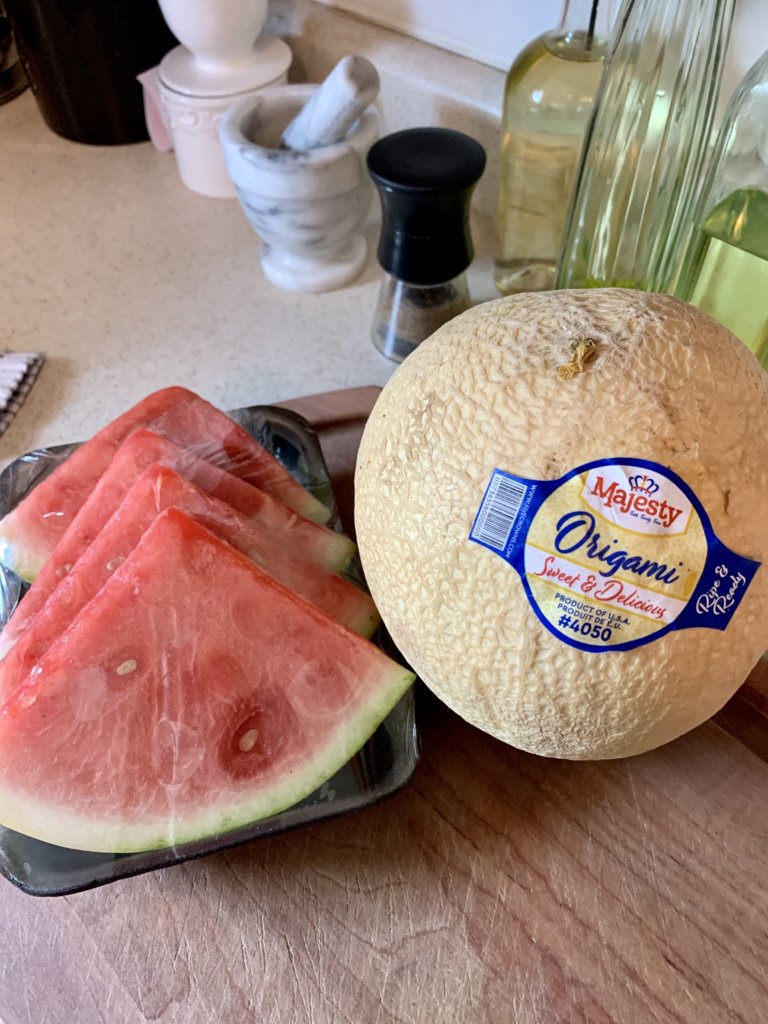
<box><xmin>315</xmin><ymin>0</ymin><xmax>768</xmax><ymax>106</ymax></box>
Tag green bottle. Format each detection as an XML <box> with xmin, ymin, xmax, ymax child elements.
<box><xmin>675</xmin><ymin>49</ymin><xmax>768</xmax><ymax>367</ymax></box>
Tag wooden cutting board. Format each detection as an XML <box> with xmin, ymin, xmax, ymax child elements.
<box><xmin>1</xmin><ymin>385</ymin><xmax>767</xmax><ymax>1024</ymax></box>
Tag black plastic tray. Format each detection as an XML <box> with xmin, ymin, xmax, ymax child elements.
<box><xmin>0</xmin><ymin>405</ymin><xmax>419</xmax><ymax>896</ymax></box>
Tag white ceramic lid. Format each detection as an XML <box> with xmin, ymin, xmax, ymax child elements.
<box><xmin>159</xmin><ymin>33</ymin><xmax>292</xmax><ymax>98</ymax></box>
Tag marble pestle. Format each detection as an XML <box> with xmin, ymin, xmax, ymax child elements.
<box><xmin>280</xmin><ymin>55</ymin><xmax>380</xmax><ymax>151</ymax></box>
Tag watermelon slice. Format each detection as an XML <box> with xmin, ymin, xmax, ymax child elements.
<box><xmin>147</xmin><ymin>395</ymin><xmax>330</xmax><ymax>525</ymax></box>
<box><xmin>0</xmin><ymin>387</ymin><xmax>327</xmax><ymax>581</ymax></box>
<box><xmin>0</xmin><ymin>386</ymin><xmax>189</xmax><ymax>581</ymax></box>
<box><xmin>1</xmin><ymin>429</ymin><xmax>354</xmax><ymax>649</ymax></box>
<box><xmin>0</xmin><ymin>509</ymin><xmax>414</xmax><ymax>853</ymax></box>
<box><xmin>0</xmin><ymin>465</ymin><xmax>378</xmax><ymax>701</ymax></box>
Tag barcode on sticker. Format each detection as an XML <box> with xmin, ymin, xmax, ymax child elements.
<box><xmin>471</xmin><ymin>473</ymin><xmax>528</xmax><ymax>551</ymax></box>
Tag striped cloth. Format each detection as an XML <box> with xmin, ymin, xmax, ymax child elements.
<box><xmin>0</xmin><ymin>352</ymin><xmax>44</xmax><ymax>437</ymax></box>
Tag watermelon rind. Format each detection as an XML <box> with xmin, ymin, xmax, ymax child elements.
<box><xmin>0</xmin><ymin>660</ymin><xmax>414</xmax><ymax>853</ymax></box>
<box><xmin>344</xmin><ymin>601</ymin><xmax>382</xmax><ymax>639</ymax></box>
<box><xmin>0</xmin><ymin>528</ymin><xmax>41</xmax><ymax>586</ymax></box>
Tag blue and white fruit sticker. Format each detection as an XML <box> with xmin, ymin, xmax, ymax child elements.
<box><xmin>469</xmin><ymin>458</ymin><xmax>760</xmax><ymax>653</ymax></box>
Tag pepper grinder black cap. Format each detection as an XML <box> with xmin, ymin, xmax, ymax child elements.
<box><xmin>367</xmin><ymin>127</ymin><xmax>487</xmax><ymax>286</ymax></box>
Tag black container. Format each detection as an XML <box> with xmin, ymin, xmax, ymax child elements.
<box><xmin>2</xmin><ymin>0</ymin><xmax>176</xmax><ymax>145</ymax></box>
<box><xmin>0</xmin><ymin>406</ymin><xmax>419</xmax><ymax>897</ymax></box>
<box><xmin>0</xmin><ymin>2</ymin><xmax>27</xmax><ymax>105</ymax></box>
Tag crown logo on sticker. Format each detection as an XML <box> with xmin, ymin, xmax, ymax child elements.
<box><xmin>628</xmin><ymin>474</ymin><xmax>659</xmax><ymax>495</ymax></box>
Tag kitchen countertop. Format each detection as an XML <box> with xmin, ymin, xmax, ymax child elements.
<box><xmin>3</xmin><ymin>59</ymin><xmax>768</xmax><ymax>1024</ymax></box>
<box><xmin>0</xmin><ymin>85</ymin><xmax>495</xmax><ymax>463</ymax></box>
<box><xmin>0</xmin><ymin>88</ymin><xmax>393</xmax><ymax>458</ymax></box>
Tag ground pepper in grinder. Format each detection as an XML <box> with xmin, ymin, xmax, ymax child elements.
<box><xmin>367</xmin><ymin>128</ymin><xmax>486</xmax><ymax>362</ymax></box>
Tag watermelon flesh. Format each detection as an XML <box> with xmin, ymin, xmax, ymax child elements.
<box><xmin>0</xmin><ymin>387</ymin><xmax>328</xmax><ymax>582</ymax></box>
<box><xmin>0</xmin><ymin>465</ymin><xmax>378</xmax><ymax>702</ymax></box>
<box><xmin>0</xmin><ymin>509</ymin><xmax>414</xmax><ymax>853</ymax></box>
<box><xmin>1</xmin><ymin>429</ymin><xmax>355</xmax><ymax>649</ymax></box>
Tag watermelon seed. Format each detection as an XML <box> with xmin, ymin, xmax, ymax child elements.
<box><xmin>55</xmin><ymin>563</ymin><xmax>73</xmax><ymax>579</ymax></box>
<box><xmin>106</xmin><ymin>557</ymin><xmax>125</xmax><ymax>572</ymax></box>
<box><xmin>17</xmin><ymin>690</ymin><xmax>36</xmax><ymax>708</ymax></box>
<box><xmin>116</xmin><ymin>659</ymin><xmax>138</xmax><ymax>676</ymax></box>
<box><xmin>238</xmin><ymin>728</ymin><xmax>259</xmax><ymax>752</ymax></box>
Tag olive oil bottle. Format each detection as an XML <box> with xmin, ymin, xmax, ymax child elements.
<box><xmin>493</xmin><ymin>1</ymin><xmax>609</xmax><ymax>295</ymax></box>
<box><xmin>678</xmin><ymin>189</ymin><xmax>768</xmax><ymax>365</ymax></box>
<box><xmin>675</xmin><ymin>49</ymin><xmax>768</xmax><ymax>368</ymax></box>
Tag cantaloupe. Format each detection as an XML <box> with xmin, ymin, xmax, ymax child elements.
<box><xmin>354</xmin><ymin>290</ymin><xmax>768</xmax><ymax>759</ymax></box>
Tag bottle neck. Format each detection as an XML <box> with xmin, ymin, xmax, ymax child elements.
<box><xmin>556</xmin><ymin>0</ymin><xmax>612</xmax><ymax>53</ymax></box>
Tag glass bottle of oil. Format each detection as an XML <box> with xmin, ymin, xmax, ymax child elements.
<box><xmin>555</xmin><ymin>0</ymin><xmax>735</xmax><ymax>294</ymax></box>
<box><xmin>675</xmin><ymin>49</ymin><xmax>768</xmax><ymax>367</ymax></box>
<box><xmin>493</xmin><ymin>1</ymin><xmax>610</xmax><ymax>295</ymax></box>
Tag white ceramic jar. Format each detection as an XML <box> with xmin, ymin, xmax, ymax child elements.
<box><xmin>155</xmin><ymin>0</ymin><xmax>292</xmax><ymax>199</ymax></box>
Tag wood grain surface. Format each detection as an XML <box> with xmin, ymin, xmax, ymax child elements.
<box><xmin>1</xmin><ymin>386</ymin><xmax>767</xmax><ymax>1024</ymax></box>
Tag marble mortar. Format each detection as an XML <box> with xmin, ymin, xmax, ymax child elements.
<box><xmin>219</xmin><ymin>84</ymin><xmax>380</xmax><ymax>293</ymax></box>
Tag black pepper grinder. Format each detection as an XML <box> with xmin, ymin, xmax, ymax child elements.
<box><xmin>367</xmin><ymin>127</ymin><xmax>486</xmax><ymax>362</ymax></box>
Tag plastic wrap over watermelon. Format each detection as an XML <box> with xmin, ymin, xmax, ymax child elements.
<box><xmin>0</xmin><ymin>429</ymin><xmax>364</xmax><ymax>658</ymax></box>
<box><xmin>0</xmin><ymin>388</ymin><xmax>332</xmax><ymax>583</ymax></box>
<box><xmin>0</xmin><ymin>405</ymin><xmax>418</xmax><ymax>896</ymax></box>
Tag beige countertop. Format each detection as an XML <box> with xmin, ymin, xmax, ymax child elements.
<box><xmin>0</xmin><ymin>89</ymin><xmax>393</xmax><ymax>458</ymax></box>
<box><xmin>0</xmin><ymin>74</ymin><xmax>495</xmax><ymax>462</ymax></box>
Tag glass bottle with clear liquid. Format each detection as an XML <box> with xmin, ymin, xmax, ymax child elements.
<box><xmin>675</xmin><ymin>49</ymin><xmax>768</xmax><ymax>367</ymax></box>
<box><xmin>555</xmin><ymin>0</ymin><xmax>735</xmax><ymax>294</ymax></box>
<box><xmin>493</xmin><ymin>0</ymin><xmax>610</xmax><ymax>295</ymax></box>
